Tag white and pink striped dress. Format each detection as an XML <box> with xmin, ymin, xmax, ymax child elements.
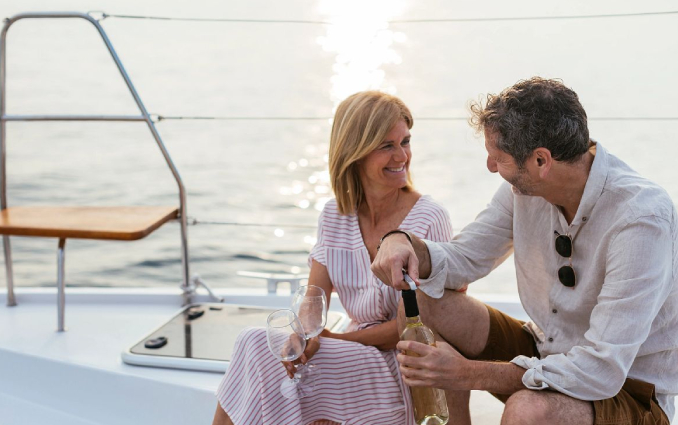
<box><xmin>216</xmin><ymin>195</ymin><xmax>453</xmax><ymax>425</ymax></box>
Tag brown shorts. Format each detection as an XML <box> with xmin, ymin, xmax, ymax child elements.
<box><xmin>474</xmin><ymin>305</ymin><xmax>670</xmax><ymax>425</ymax></box>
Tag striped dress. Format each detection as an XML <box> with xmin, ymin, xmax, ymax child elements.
<box><xmin>216</xmin><ymin>195</ymin><xmax>453</xmax><ymax>425</ymax></box>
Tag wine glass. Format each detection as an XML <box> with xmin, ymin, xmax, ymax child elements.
<box><xmin>266</xmin><ymin>309</ymin><xmax>311</xmax><ymax>399</ymax></box>
<box><xmin>291</xmin><ymin>285</ymin><xmax>328</xmax><ymax>338</ymax></box>
<box><xmin>288</xmin><ymin>285</ymin><xmax>327</xmax><ymax>395</ymax></box>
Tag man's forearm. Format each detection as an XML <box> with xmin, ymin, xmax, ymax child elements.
<box><xmin>410</xmin><ymin>234</ymin><xmax>432</xmax><ymax>279</ymax></box>
<box><xmin>466</xmin><ymin>360</ymin><xmax>527</xmax><ymax>395</ymax></box>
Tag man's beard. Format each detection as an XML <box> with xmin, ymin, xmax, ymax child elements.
<box><xmin>507</xmin><ymin>169</ymin><xmax>537</xmax><ymax>196</ymax></box>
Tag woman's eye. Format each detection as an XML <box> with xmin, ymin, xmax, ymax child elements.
<box><xmin>402</xmin><ymin>139</ymin><xmax>410</xmax><ymax>146</ymax></box>
<box><xmin>380</xmin><ymin>144</ymin><xmax>392</xmax><ymax>150</ymax></box>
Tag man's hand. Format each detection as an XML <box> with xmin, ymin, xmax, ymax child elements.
<box><xmin>396</xmin><ymin>340</ymin><xmax>471</xmax><ymax>391</ymax></box>
<box><xmin>282</xmin><ymin>336</ymin><xmax>320</xmax><ymax>379</ymax></box>
<box><xmin>371</xmin><ymin>233</ymin><xmax>421</xmax><ymax>290</ymax></box>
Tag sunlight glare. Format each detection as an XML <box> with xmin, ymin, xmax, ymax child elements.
<box><xmin>317</xmin><ymin>0</ymin><xmax>407</xmax><ymax>106</ymax></box>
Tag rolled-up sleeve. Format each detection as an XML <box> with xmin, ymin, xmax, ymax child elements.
<box><xmin>419</xmin><ymin>182</ymin><xmax>515</xmax><ymax>299</ymax></box>
<box><xmin>512</xmin><ymin>215</ymin><xmax>675</xmax><ymax>400</ymax></box>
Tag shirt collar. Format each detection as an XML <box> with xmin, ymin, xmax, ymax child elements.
<box><xmin>563</xmin><ymin>140</ymin><xmax>608</xmax><ymax>232</ymax></box>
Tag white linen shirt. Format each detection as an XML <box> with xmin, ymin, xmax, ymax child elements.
<box><xmin>419</xmin><ymin>142</ymin><xmax>678</xmax><ymax>421</ymax></box>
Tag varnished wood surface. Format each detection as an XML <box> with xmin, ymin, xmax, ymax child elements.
<box><xmin>0</xmin><ymin>206</ymin><xmax>179</xmax><ymax>240</ymax></box>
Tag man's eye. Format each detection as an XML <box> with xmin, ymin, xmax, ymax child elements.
<box><xmin>402</xmin><ymin>139</ymin><xmax>410</xmax><ymax>146</ymax></box>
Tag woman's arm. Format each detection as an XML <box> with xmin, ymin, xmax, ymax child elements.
<box><xmin>322</xmin><ymin>319</ymin><xmax>399</xmax><ymax>351</ymax></box>
<box><xmin>308</xmin><ymin>260</ymin><xmax>400</xmax><ymax>351</ymax></box>
<box><xmin>307</xmin><ymin>259</ymin><xmax>333</xmax><ymax>310</ymax></box>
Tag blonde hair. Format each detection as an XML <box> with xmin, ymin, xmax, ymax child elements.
<box><xmin>329</xmin><ymin>91</ymin><xmax>414</xmax><ymax>215</ymax></box>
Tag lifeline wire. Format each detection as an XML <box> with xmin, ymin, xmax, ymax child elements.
<box><xmin>186</xmin><ymin>217</ymin><xmax>317</xmax><ymax>229</ymax></box>
<box><xmin>99</xmin><ymin>10</ymin><xmax>678</xmax><ymax>24</ymax></box>
<box><xmin>154</xmin><ymin>115</ymin><xmax>678</xmax><ymax>122</ymax></box>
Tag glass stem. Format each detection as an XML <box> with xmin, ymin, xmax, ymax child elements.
<box><xmin>294</xmin><ymin>363</ymin><xmax>308</xmax><ymax>382</ymax></box>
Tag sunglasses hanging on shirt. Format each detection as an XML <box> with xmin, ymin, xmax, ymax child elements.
<box><xmin>554</xmin><ymin>230</ymin><xmax>576</xmax><ymax>288</ymax></box>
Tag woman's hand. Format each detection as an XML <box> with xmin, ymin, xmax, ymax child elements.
<box><xmin>281</xmin><ymin>336</ymin><xmax>321</xmax><ymax>379</ymax></box>
<box><xmin>320</xmin><ymin>320</ymin><xmax>399</xmax><ymax>351</ymax></box>
<box><xmin>318</xmin><ymin>328</ymin><xmax>340</xmax><ymax>339</ymax></box>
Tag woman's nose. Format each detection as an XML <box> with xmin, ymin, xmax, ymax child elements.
<box><xmin>394</xmin><ymin>145</ymin><xmax>408</xmax><ymax>161</ymax></box>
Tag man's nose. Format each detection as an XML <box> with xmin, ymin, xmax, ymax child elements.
<box><xmin>487</xmin><ymin>156</ymin><xmax>498</xmax><ymax>173</ymax></box>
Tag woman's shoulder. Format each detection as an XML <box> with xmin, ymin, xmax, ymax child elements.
<box><xmin>402</xmin><ymin>194</ymin><xmax>453</xmax><ymax>240</ymax></box>
<box><xmin>319</xmin><ymin>198</ymin><xmax>353</xmax><ymax>221</ymax></box>
<box><xmin>317</xmin><ymin>198</ymin><xmax>359</xmax><ymax>234</ymax></box>
<box><xmin>408</xmin><ymin>195</ymin><xmax>451</xmax><ymax>224</ymax></box>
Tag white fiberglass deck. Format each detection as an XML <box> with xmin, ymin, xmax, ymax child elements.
<box><xmin>0</xmin><ymin>288</ymin><xmax>523</xmax><ymax>425</ymax></box>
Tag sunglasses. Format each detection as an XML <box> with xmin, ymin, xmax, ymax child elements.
<box><xmin>554</xmin><ymin>231</ymin><xmax>576</xmax><ymax>288</ymax></box>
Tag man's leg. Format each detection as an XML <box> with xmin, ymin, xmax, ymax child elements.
<box><xmin>444</xmin><ymin>390</ymin><xmax>471</xmax><ymax>425</ymax></box>
<box><xmin>408</xmin><ymin>289</ymin><xmax>491</xmax><ymax>357</ymax></box>
<box><xmin>502</xmin><ymin>390</ymin><xmax>594</xmax><ymax>425</ymax></box>
<box><xmin>397</xmin><ymin>289</ymin><xmax>491</xmax><ymax>425</ymax></box>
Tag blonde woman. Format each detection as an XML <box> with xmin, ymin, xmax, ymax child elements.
<box><xmin>212</xmin><ymin>91</ymin><xmax>457</xmax><ymax>425</ymax></box>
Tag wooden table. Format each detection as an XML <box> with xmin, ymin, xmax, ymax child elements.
<box><xmin>0</xmin><ymin>206</ymin><xmax>179</xmax><ymax>331</ymax></box>
<box><xmin>0</xmin><ymin>206</ymin><xmax>178</xmax><ymax>240</ymax></box>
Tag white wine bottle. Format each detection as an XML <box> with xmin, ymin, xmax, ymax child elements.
<box><xmin>400</xmin><ymin>289</ymin><xmax>449</xmax><ymax>425</ymax></box>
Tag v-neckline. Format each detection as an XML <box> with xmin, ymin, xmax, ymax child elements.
<box><xmin>356</xmin><ymin>195</ymin><xmax>425</xmax><ymax>262</ymax></box>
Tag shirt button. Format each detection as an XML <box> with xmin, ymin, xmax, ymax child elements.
<box><xmin>552</xmin><ymin>309</ymin><xmax>558</xmax><ymax>314</ymax></box>
<box><xmin>582</xmin><ymin>216</ymin><xmax>588</xmax><ymax>222</ymax></box>
<box><xmin>548</xmin><ymin>337</ymin><xmax>554</xmax><ymax>342</ymax></box>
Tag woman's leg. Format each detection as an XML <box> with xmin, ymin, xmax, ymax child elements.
<box><xmin>212</xmin><ymin>403</ymin><xmax>234</xmax><ymax>425</ymax></box>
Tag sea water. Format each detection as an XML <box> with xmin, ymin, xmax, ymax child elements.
<box><xmin>0</xmin><ymin>0</ymin><xmax>676</xmax><ymax>294</ymax></box>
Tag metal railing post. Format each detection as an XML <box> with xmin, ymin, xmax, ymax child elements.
<box><xmin>0</xmin><ymin>12</ymin><xmax>196</xmax><ymax>306</ymax></box>
<box><xmin>56</xmin><ymin>238</ymin><xmax>66</xmax><ymax>331</ymax></box>
<box><xmin>1</xmin><ymin>18</ymin><xmax>16</xmax><ymax>307</ymax></box>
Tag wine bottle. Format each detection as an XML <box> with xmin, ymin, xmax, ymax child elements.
<box><xmin>400</xmin><ymin>289</ymin><xmax>449</xmax><ymax>425</ymax></box>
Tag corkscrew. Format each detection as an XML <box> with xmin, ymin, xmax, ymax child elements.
<box><xmin>402</xmin><ymin>269</ymin><xmax>417</xmax><ymax>291</ymax></box>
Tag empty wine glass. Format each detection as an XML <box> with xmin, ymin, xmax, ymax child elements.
<box><xmin>291</xmin><ymin>285</ymin><xmax>328</xmax><ymax>338</ymax></box>
<box><xmin>287</xmin><ymin>285</ymin><xmax>327</xmax><ymax>395</ymax></box>
<box><xmin>266</xmin><ymin>309</ymin><xmax>312</xmax><ymax>399</ymax></box>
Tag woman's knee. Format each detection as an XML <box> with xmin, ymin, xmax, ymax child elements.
<box><xmin>233</xmin><ymin>327</ymin><xmax>267</xmax><ymax>354</ymax></box>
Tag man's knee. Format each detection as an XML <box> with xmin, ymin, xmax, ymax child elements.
<box><xmin>415</xmin><ymin>288</ymin><xmax>467</xmax><ymax>326</ymax></box>
<box><xmin>502</xmin><ymin>390</ymin><xmax>594</xmax><ymax>425</ymax></box>
<box><xmin>399</xmin><ymin>289</ymin><xmax>490</xmax><ymax>357</ymax></box>
<box><xmin>502</xmin><ymin>390</ymin><xmax>551</xmax><ymax>425</ymax></box>
<box><xmin>396</xmin><ymin>299</ymin><xmax>406</xmax><ymax>334</ymax></box>
<box><xmin>396</xmin><ymin>289</ymin><xmax>468</xmax><ymax>333</ymax></box>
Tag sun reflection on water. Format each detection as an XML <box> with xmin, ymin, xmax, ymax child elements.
<box><xmin>280</xmin><ymin>1</ymin><xmax>408</xmax><ymax>247</ymax></box>
<box><xmin>317</xmin><ymin>0</ymin><xmax>407</xmax><ymax>105</ymax></box>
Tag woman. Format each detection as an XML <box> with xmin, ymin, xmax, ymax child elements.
<box><xmin>212</xmin><ymin>91</ymin><xmax>456</xmax><ymax>425</ymax></box>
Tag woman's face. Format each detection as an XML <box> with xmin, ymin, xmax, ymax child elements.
<box><xmin>358</xmin><ymin>120</ymin><xmax>411</xmax><ymax>194</ymax></box>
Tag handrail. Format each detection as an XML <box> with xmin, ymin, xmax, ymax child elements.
<box><xmin>0</xmin><ymin>12</ymin><xmax>194</xmax><ymax>306</ymax></box>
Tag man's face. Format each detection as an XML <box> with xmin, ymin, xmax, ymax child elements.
<box><xmin>484</xmin><ymin>129</ymin><xmax>537</xmax><ymax>196</ymax></box>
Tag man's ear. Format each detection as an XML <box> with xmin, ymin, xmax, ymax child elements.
<box><xmin>533</xmin><ymin>148</ymin><xmax>553</xmax><ymax>179</ymax></box>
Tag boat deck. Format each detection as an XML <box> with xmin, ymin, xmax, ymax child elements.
<box><xmin>0</xmin><ymin>288</ymin><xmax>522</xmax><ymax>424</ymax></box>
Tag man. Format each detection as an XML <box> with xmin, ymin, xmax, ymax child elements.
<box><xmin>372</xmin><ymin>77</ymin><xmax>677</xmax><ymax>425</ymax></box>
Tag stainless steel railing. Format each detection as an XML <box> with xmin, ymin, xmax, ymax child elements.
<box><xmin>0</xmin><ymin>12</ymin><xmax>198</xmax><ymax>309</ymax></box>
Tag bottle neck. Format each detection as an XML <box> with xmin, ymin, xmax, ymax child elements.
<box><xmin>405</xmin><ymin>315</ymin><xmax>423</xmax><ymax>327</ymax></box>
<box><xmin>401</xmin><ymin>289</ymin><xmax>419</xmax><ymax>317</ymax></box>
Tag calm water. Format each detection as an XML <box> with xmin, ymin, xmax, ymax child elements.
<box><xmin>0</xmin><ymin>0</ymin><xmax>677</xmax><ymax>294</ymax></box>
